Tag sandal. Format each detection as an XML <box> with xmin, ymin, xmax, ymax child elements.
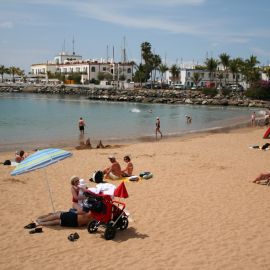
<box><xmin>29</xmin><ymin>227</ymin><xmax>43</xmax><ymax>234</ymax></box>
<box><xmin>73</xmin><ymin>232</ymin><xmax>80</xmax><ymax>240</ymax></box>
<box><xmin>24</xmin><ymin>222</ymin><xmax>37</xmax><ymax>229</ymax></box>
<box><xmin>68</xmin><ymin>232</ymin><xmax>80</xmax><ymax>241</ymax></box>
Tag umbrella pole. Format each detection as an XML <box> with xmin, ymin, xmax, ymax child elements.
<box><xmin>44</xmin><ymin>170</ymin><xmax>56</xmax><ymax>213</ymax></box>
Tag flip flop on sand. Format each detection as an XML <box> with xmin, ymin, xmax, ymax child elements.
<box><xmin>24</xmin><ymin>222</ymin><xmax>37</xmax><ymax>229</ymax></box>
<box><xmin>68</xmin><ymin>232</ymin><xmax>80</xmax><ymax>241</ymax></box>
<box><xmin>29</xmin><ymin>227</ymin><xmax>43</xmax><ymax>234</ymax></box>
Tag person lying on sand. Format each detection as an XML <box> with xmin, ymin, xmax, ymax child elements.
<box><xmin>253</xmin><ymin>172</ymin><xmax>270</xmax><ymax>184</ymax></box>
<box><xmin>15</xmin><ymin>150</ymin><xmax>28</xmax><ymax>163</ymax></box>
<box><xmin>35</xmin><ymin>210</ymin><xmax>92</xmax><ymax>227</ymax></box>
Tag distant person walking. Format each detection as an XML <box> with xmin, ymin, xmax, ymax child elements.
<box><xmin>155</xmin><ymin>117</ymin><xmax>163</xmax><ymax>139</ymax></box>
<box><xmin>185</xmin><ymin>115</ymin><xmax>192</xmax><ymax>124</ymax></box>
<box><xmin>78</xmin><ymin>117</ymin><xmax>86</xmax><ymax>134</ymax></box>
<box><xmin>251</xmin><ymin>112</ymin><xmax>256</xmax><ymax>127</ymax></box>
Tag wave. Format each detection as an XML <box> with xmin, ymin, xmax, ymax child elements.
<box><xmin>130</xmin><ymin>108</ymin><xmax>141</xmax><ymax>113</ymax></box>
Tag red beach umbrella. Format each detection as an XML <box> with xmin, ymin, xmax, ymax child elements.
<box><xmin>114</xmin><ymin>181</ymin><xmax>129</xmax><ymax>198</ymax></box>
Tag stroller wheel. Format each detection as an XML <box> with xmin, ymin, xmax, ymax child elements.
<box><xmin>87</xmin><ymin>220</ymin><xmax>98</xmax><ymax>233</ymax></box>
<box><xmin>104</xmin><ymin>225</ymin><xmax>116</xmax><ymax>240</ymax></box>
<box><xmin>118</xmin><ymin>216</ymin><xmax>129</xmax><ymax>230</ymax></box>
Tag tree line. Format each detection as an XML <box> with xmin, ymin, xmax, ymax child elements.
<box><xmin>0</xmin><ymin>65</ymin><xmax>25</xmax><ymax>83</ymax></box>
<box><xmin>1</xmin><ymin>41</ymin><xmax>270</xmax><ymax>92</ymax></box>
<box><xmin>133</xmin><ymin>42</ymin><xmax>270</xmax><ymax>90</ymax></box>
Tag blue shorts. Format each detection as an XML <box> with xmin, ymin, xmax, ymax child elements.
<box><xmin>60</xmin><ymin>211</ymin><xmax>78</xmax><ymax>227</ymax></box>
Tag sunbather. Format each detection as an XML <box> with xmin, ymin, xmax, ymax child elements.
<box><xmin>121</xmin><ymin>155</ymin><xmax>133</xmax><ymax>177</ymax></box>
<box><xmin>36</xmin><ymin>210</ymin><xmax>91</xmax><ymax>227</ymax></box>
<box><xmin>253</xmin><ymin>172</ymin><xmax>270</xmax><ymax>184</ymax></box>
<box><xmin>103</xmin><ymin>155</ymin><xmax>122</xmax><ymax>180</ymax></box>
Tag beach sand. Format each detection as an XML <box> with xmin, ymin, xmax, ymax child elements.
<box><xmin>0</xmin><ymin>127</ymin><xmax>270</xmax><ymax>270</ymax></box>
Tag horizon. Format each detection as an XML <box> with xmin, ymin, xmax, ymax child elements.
<box><xmin>1</xmin><ymin>0</ymin><xmax>270</xmax><ymax>72</ymax></box>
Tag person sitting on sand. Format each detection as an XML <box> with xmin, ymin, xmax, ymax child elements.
<box><xmin>15</xmin><ymin>150</ymin><xmax>28</xmax><ymax>163</ymax></box>
<box><xmin>121</xmin><ymin>155</ymin><xmax>133</xmax><ymax>177</ymax></box>
<box><xmin>253</xmin><ymin>172</ymin><xmax>270</xmax><ymax>184</ymax></box>
<box><xmin>70</xmin><ymin>176</ymin><xmax>87</xmax><ymax>211</ymax></box>
<box><xmin>35</xmin><ymin>210</ymin><xmax>91</xmax><ymax>227</ymax></box>
<box><xmin>103</xmin><ymin>155</ymin><xmax>122</xmax><ymax>180</ymax></box>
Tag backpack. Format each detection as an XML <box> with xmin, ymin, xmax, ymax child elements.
<box><xmin>3</xmin><ymin>160</ymin><xmax>11</xmax><ymax>166</ymax></box>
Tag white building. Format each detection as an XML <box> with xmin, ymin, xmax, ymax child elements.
<box><xmin>165</xmin><ymin>66</ymin><xmax>245</xmax><ymax>89</ymax></box>
<box><xmin>31</xmin><ymin>51</ymin><xmax>133</xmax><ymax>84</ymax></box>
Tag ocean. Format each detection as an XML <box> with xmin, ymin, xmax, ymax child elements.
<box><xmin>0</xmin><ymin>92</ymin><xmax>259</xmax><ymax>152</ymax></box>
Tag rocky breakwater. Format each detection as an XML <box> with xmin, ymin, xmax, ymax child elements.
<box><xmin>1</xmin><ymin>84</ymin><xmax>270</xmax><ymax>108</ymax></box>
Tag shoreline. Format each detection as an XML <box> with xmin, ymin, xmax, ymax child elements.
<box><xmin>0</xmin><ymin>118</ymin><xmax>254</xmax><ymax>154</ymax></box>
<box><xmin>0</xmin><ymin>120</ymin><xmax>264</xmax><ymax>158</ymax></box>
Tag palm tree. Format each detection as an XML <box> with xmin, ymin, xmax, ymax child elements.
<box><xmin>0</xmin><ymin>65</ymin><xmax>7</xmax><ymax>82</ymax></box>
<box><xmin>244</xmin><ymin>55</ymin><xmax>260</xmax><ymax>86</ymax></box>
<box><xmin>133</xmin><ymin>63</ymin><xmax>150</xmax><ymax>87</ymax></box>
<box><xmin>191</xmin><ymin>72</ymin><xmax>202</xmax><ymax>88</ymax></box>
<box><xmin>8</xmin><ymin>66</ymin><xmax>20</xmax><ymax>83</ymax></box>
<box><xmin>170</xmin><ymin>64</ymin><xmax>180</xmax><ymax>87</ymax></box>
<box><xmin>159</xmin><ymin>63</ymin><xmax>168</xmax><ymax>87</ymax></box>
<box><xmin>205</xmin><ymin>58</ymin><xmax>218</xmax><ymax>86</ymax></box>
<box><xmin>229</xmin><ymin>58</ymin><xmax>243</xmax><ymax>85</ymax></box>
<box><xmin>151</xmin><ymin>54</ymin><xmax>161</xmax><ymax>84</ymax></box>
<box><xmin>219</xmin><ymin>53</ymin><xmax>230</xmax><ymax>86</ymax></box>
<box><xmin>141</xmin><ymin>42</ymin><xmax>152</xmax><ymax>64</ymax></box>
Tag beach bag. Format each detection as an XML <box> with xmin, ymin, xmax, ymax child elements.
<box><xmin>3</xmin><ymin>160</ymin><xmax>11</xmax><ymax>166</ymax></box>
<box><xmin>90</xmin><ymin>170</ymin><xmax>104</xmax><ymax>183</ymax></box>
<box><xmin>82</xmin><ymin>197</ymin><xmax>105</xmax><ymax>213</ymax></box>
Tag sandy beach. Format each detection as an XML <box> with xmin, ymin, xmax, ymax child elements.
<box><xmin>0</xmin><ymin>126</ymin><xmax>269</xmax><ymax>270</ymax></box>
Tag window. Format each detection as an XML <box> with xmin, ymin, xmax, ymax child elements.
<box><xmin>91</xmin><ymin>67</ymin><xmax>95</xmax><ymax>72</ymax></box>
<box><xmin>102</xmin><ymin>67</ymin><xmax>106</xmax><ymax>71</ymax></box>
<box><xmin>127</xmin><ymin>68</ymin><xmax>131</xmax><ymax>73</ymax></box>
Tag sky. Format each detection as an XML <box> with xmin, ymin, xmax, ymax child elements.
<box><xmin>0</xmin><ymin>0</ymin><xmax>270</xmax><ymax>72</ymax></box>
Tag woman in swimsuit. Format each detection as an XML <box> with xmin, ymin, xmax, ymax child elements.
<box><xmin>121</xmin><ymin>155</ymin><xmax>133</xmax><ymax>177</ymax></box>
<box><xmin>70</xmin><ymin>176</ymin><xmax>86</xmax><ymax>211</ymax></box>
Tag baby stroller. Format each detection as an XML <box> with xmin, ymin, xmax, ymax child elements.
<box><xmin>83</xmin><ymin>190</ymin><xmax>129</xmax><ymax>240</ymax></box>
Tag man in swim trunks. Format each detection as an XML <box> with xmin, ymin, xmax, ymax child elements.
<box><xmin>103</xmin><ymin>155</ymin><xmax>122</xmax><ymax>180</ymax></box>
<box><xmin>36</xmin><ymin>210</ymin><xmax>91</xmax><ymax>227</ymax></box>
<box><xmin>78</xmin><ymin>117</ymin><xmax>86</xmax><ymax>135</ymax></box>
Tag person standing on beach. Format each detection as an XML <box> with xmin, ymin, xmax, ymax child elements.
<box><xmin>251</xmin><ymin>112</ymin><xmax>256</xmax><ymax>127</ymax></box>
<box><xmin>78</xmin><ymin>117</ymin><xmax>86</xmax><ymax>134</ymax></box>
<box><xmin>156</xmin><ymin>117</ymin><xmax>163</xmax><ymax>139</ymax></box>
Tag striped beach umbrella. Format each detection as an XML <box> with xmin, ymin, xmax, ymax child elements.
<box><xmin>11</xmin><ymin>148</ymin><xmax>72</xmax><ymax>176</ymax></box>
<box><xmin>11</xmin><ymin>148</ymin><xmax>72</xmax><ymax>212</ymax></box>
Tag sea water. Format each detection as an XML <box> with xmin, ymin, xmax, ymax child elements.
<box><xmin>0</xmin><ymin>92</ymin><xmax>259</xmax><ymax>151</ymax></box>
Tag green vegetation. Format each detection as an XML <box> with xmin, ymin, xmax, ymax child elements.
<box><xmin>245</xmin><ymin>81</ymin><xmax>270</xmax><ymax>100</ymax></box>
<box><xmin>202</xmin><ymin>88</ymin><xmax>218</xmax><ymax>97</ymax></box>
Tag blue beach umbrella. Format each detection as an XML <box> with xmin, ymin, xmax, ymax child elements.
<box><xmin>11</xmin><ymin>148</ymin><xmax>72</xmax><ymax>212</ymax></box>
<box><xmin>11</xmin><ymin>148</ymin><xmax>72</xmax><ymax>176</ymax></box>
